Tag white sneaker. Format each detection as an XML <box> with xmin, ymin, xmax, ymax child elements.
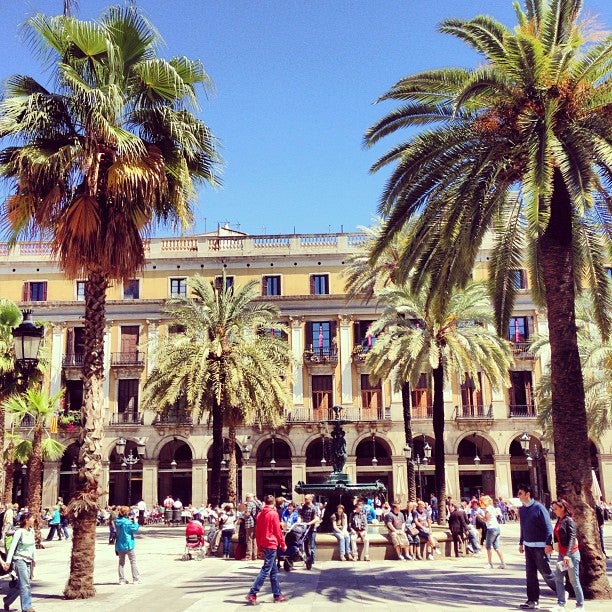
<box><xmin>427</xmin><ymin>554</ymin><xmax>434</xmax><ymax>560</ymax></box>
<box><xmin>498</xmin><ymin>563</ymin><xmax>506</xmax><ymax>569</ymax></box>
<box><xmin>434</xmin><ymin>547</ymin><xmax>441</xmax><ymax>555</ymax></box>
<box><xmin>405</xmin><ymin>554</ymin><xmax>413</xmax><ymax>560</ymax></box>
<box><xmin>484</xmin><ymin>562</ymin><xmax>494</xmax><ymax>569</ymax></box>
<box><xmin>118</xmin><ymin>580</ymin><xmax>127</xmax><ymax>585</ymax></box>
<box><xmin>550</xmin><ymin>605</ymin><xmax>565</xmax><ymax>612</ymax></box>
<box><xmin>397</xmin><ymin>554</ymin><xmax>405</xmax><ymax>560</ymax></box>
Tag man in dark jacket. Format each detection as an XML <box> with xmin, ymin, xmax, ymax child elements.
<box><xmin>517</xmin><ymin>484</ymin><xmax>556</xmax><ymax>609</ymax></box>
<box><xmin>448</xmin><ymin>502</ymin><xmax>469</xmax><ymax>557</ymax></box>
<box><xmin>246</xmin><ymin>495</ymin><xmax>286</xmax><ymax>604</ymax></box>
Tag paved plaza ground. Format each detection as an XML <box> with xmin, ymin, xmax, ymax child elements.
<box><xmin>4</xmin><ymin>523</ymin><xmax>612</xmax><ymax>611</ymax></box>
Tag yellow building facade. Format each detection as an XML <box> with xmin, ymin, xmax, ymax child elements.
<box><xmin>1</xmin><ymin>228</ymin><xmax>610</xmax><ymax>509</ymax></box>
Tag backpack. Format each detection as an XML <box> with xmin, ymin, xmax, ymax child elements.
<box><xmin>3</xmin><ymin>528</ymin><xmax>18</xmax><ymax>555</ymax></box>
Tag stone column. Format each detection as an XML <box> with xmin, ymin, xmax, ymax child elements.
<box><xmin>338</xmin><ymin>315</ymin><xmax>353</xmax><ymax>405</ymax></box>
<box><xmin>393</xmin><ymin>459</ymin><xmax>408</xmax><ymax>506</ymax></box>
<box><xmin>103</xmin><ymin>323</ymin><xmax>112</xmax><ymax>411</ymax></box>
<box><xmin>100</xmin><ymin>460</ymin><xmax>110</xmax><ymax>505</ymax></box>
<box><xmin>545</xmin><ymin>453</ymin><xmax>557</xmax><ymax>500</ymax></box>
<box><xmin>445</xmin><ymin>455</ymin><xmax>460</xmax><ymax>502</ymax></box>
<box><xmin>493</xmin><ymin>454</ymin><xmax>513</xmax><ymax>499</ymax></box>
<box><xmin>292</xmin><ymin>461</ymin><xmax>306</xmax><ymax>505</ymax></box>
<box><xmin>141</xmin><ymin>459</ymin><xmax>158</xmax><ymax>508</ymax></box>
<box><xmin>191</xmin><ymin>459</ymin><xmax>208</xmax><ymax>506</ymax></box>
<box><xmin>146</xmin><ymin>320</ymin><xmax>159</xmax><ymax>376</ymax></box>
<box><xmin>49</xmin><ymin>324</ymin><xmax>65</xmax><ymax>397</ymax></box>
<box><xmin>42</xmin><ymin>461</ymin><xmax>60</xmax><ymax>509</ymax></box>
<box><xmin>290</xmin><ymin>317</ymin><xmax>304</xmax><ymax>407</ymax></box>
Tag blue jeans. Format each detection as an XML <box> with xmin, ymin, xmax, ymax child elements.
<box><xmin>524</xmin><ymin>546</ymin><xmax>556</xmax><ymax>602</ymax></box>
<box><xmin>4</xmin><ymin>558</ymin><xmax>33</xmax><ymax>611</ymax></box>
<box><xmin>554</xmin><ymin>551</ymin><xmax>584</xmax><ymax>607</ymax></box>
<box><xmin>485</xmin><ymin>527</ymin><xmax>501</xmax><ymax>550</ymax></box>
<box><xmin>222</xmin><ymin>530</ymin><xmax>233</xmax><ymax>557</ymax></box>
<box><xmin>332</xmin><ymin>531</ymin><xmax>351</xmax><ymax>557</ymax></box>
<box><xmin>304</xmin><ymin>527</ymin><xmax>317</xmax><ymax>562</ymax></box>
<box><xmin>248</xmin><ymin>547</ymin><xmax>281</xmax><ymax>598</ymax></box>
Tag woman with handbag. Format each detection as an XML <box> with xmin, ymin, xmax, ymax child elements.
<box><xmin>550</xmin><ymin>499</ymin><xmax>585</xmax><ymax>611</ymax></box>
<box><xmin>1</xmin><ymin>512</ymin><xmax>36</xmax><ymax>612</ymax></box>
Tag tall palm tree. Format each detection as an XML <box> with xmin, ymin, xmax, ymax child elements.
<box><xmin>533</xmin><ymin>293</ymin><xmax>612</xmax><ymax>441</ymax></box>
<box><xmin>343</xmin><ymin>222</ymin><xmax>418</xmax><ymax>501</ymax></box>
<box><xmin>0</xmin><ymin>6</ymin><xmax>220</xmax><ymax>598</ymax></box>
<box><xmin>364</xmin><ymin>0</ymin><xmax>611</xmax><ymax>595</ymax></box>
<box><xmin>0</xmin><ymin>299</ymin><xmax>22</xmax><ymax>500</ymax></box>
<box><xmin>366</xmin><ymin>281</ymin><xmax>512</xmax><ymax>523</ymax></box>
<box><xmin>3</xmin><ymin>388</ymin><xmax>65</xmax><ymax>546</ymax></box>
<box><xmin>143</xmin><ymin>274</ymin><xmax>292</xmax><ymax>505</ymax></box>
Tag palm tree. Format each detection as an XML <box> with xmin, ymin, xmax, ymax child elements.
<box><xmin>143</xmin><ymin>274</ymin><xmax>292</xmax><ymax>505</ymax></box>
<box><xmin>3</xmin><ymin>388</ymin><xmax>65</xmax><ymax>546</ymax></box>
<box><xmin>364</xmin><ymin>0</ymin><xmax>611</xmax><ymax>595</ymax></box>
<box><xmin>533</xmin><ymin>293</ymin><xmax>612</xmax><ymax>441</ymax></box>
<box><xmin>366</xmin><ymin>281</ymin><xmax>512</xmax><ymax>523</ymax></box>
<box><xmin>2</xmin><ymin>432</ymin><xmax>30</xmax><ymax>505</ymax></box>
<box><xmin>0</xmin><ymin>6</ymin><xmax>219</xmax><ymax>599</ymax></box>
<box><xmin>343</xmin><ymin>222</ymin><xmax>418</xmax><ymax>501</ymax></box>
<box><xmin>0</xmin><ymin>299</ymin><xmax>23</xmax><ymax>500</ymax></box>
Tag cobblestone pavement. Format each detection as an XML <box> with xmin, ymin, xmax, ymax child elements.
<box><xmin>3</xmin><ymin>523</ymin><xmax>612</xmax><ymax>611</ymax></box>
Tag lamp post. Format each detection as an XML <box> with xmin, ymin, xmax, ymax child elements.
<box><xmin>116</xmin><ymin>437</ymin><xmax>145</xmax><ymax>506</ymax></box>
<box><xmin>520</xmin><ymin>432</ymin><xmax>548</xmax><ymax>501</ymax></box>
<box><xmin>403</xmin><ymin>442</ymin><xmax>430</xmax><ymax>500</ymax></box>
<box><xmin>12</xmin><ymin>310</ymin><xmax>44</xmax><ymax>371</ymax></box>
<box><xmin>371</xmin><ymin>434</ymin><xmax>378</xmax><ymax>467</ymax></box>
<box><xmin>519</xmin><ymin>431</ymin><xmax>535</xmax><ymax>496</ymax></box>
<box><xmin>20</xmin><ymin>463</ymin><xmax>28</xmax><ymax>506</ymax></box>
<box><xmin>70</xmin><ymin>460</ymin><xmax>77</xmax><ymax>500</ymax></box>
<box><xmin>474</xmin><ymin>435</ymin><xmax>482</xmax><ymax>498</ymax></box>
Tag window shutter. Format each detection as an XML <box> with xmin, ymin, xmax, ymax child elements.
<box><xmin>330</xmin><ymin>320</ymin><xmax>337</xmax><ymax>342</ymax></box>
<box><xmin>309</xmin><ymin>275</ymin><xmax>315</xmax><ymax>295</ymax></box>
<box><xmin>66</xmin><ymin>328</ymin><xmax>75</xmax><ymax>355</ymax></box>
<box><xmin>262</xmin><ymin>276</ymin><xmax>268</xmax><ymax>296</ymax></box>
<box><xmin>23</xmin><ymin>282</ymin><xmax>30</xmax><ymax>301</ymax></box>
<box><xmin>42</xmin><ymin>282</ymin><xmax>48</xmax><ymax>301</ymax></box>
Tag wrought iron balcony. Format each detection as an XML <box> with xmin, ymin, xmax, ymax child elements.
<box><xmin>152</xmin><ymin>412</ymin><xmax>193</xmax><ymax>426</ymax></box>
<box><xmin>284</xmin><ymin>404</ymin><xmax>389</xmax><ymax>423</ymax></box>
<box><xmin>17</xmin><ymin>415</ymin><xmax>36</xmax><ymax>428</ymax></box>
<box><xmin>511</xmin><ymin>342</ymin><xmax>535</xmax><ymax>360</ymax></box>
<box><xmin>110</xmin><ymin>352</ymin><xmax>145</xmax><ymax>367</ymax></box>
<box><xmin>508</xmin><ymin>404</ymin><xmax>537</xmax><ymax>418</ymax></box>
<box><xmin>62</xmin><ymin>353</ymin><xmax>85</xmax><ymax>367</ymax></box>
<box><xmin>303</xmin><ymin>348</ymin><xmax>338</xmax><ymax>366</ymax></box>
<box><xmin>109</xmin><ymin>412</ymin><xmax>144</xmax><ymax>425</ymax></box>
<box><xmin>412</xmin><ymin>405</ymin><xmax>433</xmax><ymax>419</ymax></box>
<box><xmin>455</xmin><ymin>405</ymin><xmax>493</xmax><ymax>419</ymax></box>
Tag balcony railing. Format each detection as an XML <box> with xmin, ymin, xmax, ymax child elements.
<box><xmin>511</xmin><ymin>342</ymin><xmax>535</xmax><ymax>360</ymax></box>
<box><xmin>284</xmin><ymin>405</ymin><xmax>389</xmax><ymax>423</ymax></box>
<box><xmin>456</xmin><ymin>405</ymin><xmax>493</xmax><ymax>419</ymax></box>
<box><xmin>110</xmin><ymin>352</ymin><xmax>145</xmax><ymax>367</ymax></box>
<box><xmin>17</xmin><ymin>415</ymin><xmax>36</xmax><ymax>428</ymax></box>
<box><xmin>152</xmin><ymin>412</ymin><xmax>193</xmax><ymax>425</ymax></box>
<box><xmin>62</xmin><ymin>353</ymin><xmax>84</xmax><ymax>367</ymax></box>
<box><xmin>509</xmin><ymin>404</ymin><xmax>537</xmax><ymax>418</ymax></box>
<box><xmin>412</xmin><ymin>405</ymin><xmax>433</xmax><ymax>419</ymax></box>
<box><xmin>303</xmin><ymin>348</ymin><xmax>338</xmax><ymax>365</ymax></box>
<box><xmin>109</xmin><ymin>412</ymin><xmax>144</xmax><ymax>425</ymax></box>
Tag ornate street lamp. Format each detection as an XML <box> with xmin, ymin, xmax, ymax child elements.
<box><xmin>423</xmin><ymin>441</ymin><xmax>432</xmax><ymax>465</ymax></box>
<box><xmin>371</xmin><ymin>434</ymin><xmax>378</xmax><ymax>467</ymax></box>
<box><xmin>243</xmin><ymin>443</ymin><xmax>252</xmax><ymax>464</ymax></box>
<box><xmin>519</xmin><ymin>432</ymin><xmax>532</xmax><ymax>453</ymax></box>
<box><xmin>116</xmin><ymin>437</ymin><xmax>145</xmax><ymax>506</ymax></box>
<box><xmin>12</xmin><ymin>310</ymin><xmax>44</xmax><ymax>367</ymax></box>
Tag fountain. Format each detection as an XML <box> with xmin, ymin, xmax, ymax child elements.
<box><xmin>294</xmin><ymin>405</ymin><xmax>386</xmax><ymax>531</ymax></box>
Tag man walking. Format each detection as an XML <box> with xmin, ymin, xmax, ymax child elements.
<box><xmin>298</xmin><ymin>494</ymin><xmax>320</xmax><ymax>564</ymax></box>
<box><xmin>246</xmin><ymin>495</ymin><xmax>286</xmax><ymax>604</ymax></box>
<box><xmin>244</xmin><ymin>493</ymin><xmax>261</xmax><ymax>561</ymax></box>
<box><xmin>517</xmin><ymin>484</ymin><xmax>557</xmax><ymax>609</ymax></box>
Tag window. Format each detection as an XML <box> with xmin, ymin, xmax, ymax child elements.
<box><xmin>259</xmin><ymin>327</ymin><xmax>287</xmax><ymax>341</ymax></box>
<box><xmin>312</xmin><ymin>375</ymin><xmax>333</xmax><ymax>413</ymax></box>
<box><xmin>508</xmin><ymin>316</ymin><xmax>534</xmax><ymax>342</ymax></box>
<box><xmin>511</xmin><ymin>269</ymin><xmax>528</xmax><ymax>290</ymax></box>
<box><xmin>117</xmin><ymin>379</ymin><xmax>139</xmax><ymax>414</ymax></box>
<box><xmin>509</xmin><ymin>371</ymin><xmax>534</xmax><ymax>416</ymax></box>
<box><xmin>310</xmin><ymin>274</ymin><xmax>329</xmax><ymax>295</ymax></box>
<box><xmin>308</xmin><ymin>321</ymin><xmax>337</xmax><ymax>356</ymax></box>
<box><xmin>23</xmin><ymin>281</ymin><xmax>47</xmax><ymax>302</ymax></box>
<box><xmin>120</xmin><ymin>326</ymin><xmax>140</xmax><ymax>355</ymax></box>
<box><xmin>123</xmin><ymin>279</ymin><xmax>140</xmax><ymax>300</ymax></box>
<box><xmin>214</xmin><ymin>275</ymin><xmax>234</xmax><ymax>291</ymax></box>
<box><xmin>170</xmin><ymin>278</ymin><xmax>187</xmax><ymax>298</ymax></box>
<box><xmin>76</xmin><ymin>281</ymin><xmax>86</xmax><ymax>301</ymax></box>
<box><xmin>354</xmin><ymin>320</ymin><xmax>375</xmax><ymax>351</ymax></box>
<box><xmin>361</xmin><ymin>374</ymin><xmax>382</xmax><ymax>417</ymax></box>
<box><xmin>262</xmin><ymin>275</ymin><xmax>281</xmax><ymax>296</ymax></box>
<box><xmin>461</xmin><ymin>372</ymin><xmax>483</xmax><ymax>412</ymax></box>
<box><xmin>65</xmin><ymin>380</ymin><xmax>83</xmax><ymax>412</ymax></box>
<box><xmin>411</xmin><ymin>373</ymin><xmax>431</xmax><ymax>417</ymax></box>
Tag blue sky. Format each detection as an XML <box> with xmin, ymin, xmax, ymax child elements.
<box><xmin>0</xmin><ymin>1</ymin><xmax>609</xmax><ymax>236</ymax></box>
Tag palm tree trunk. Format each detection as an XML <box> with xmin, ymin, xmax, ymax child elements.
<box><xmin>432</xmin><ymin>365</ymin><xmax>446</xmax><ymax>524</ymax></box>
<box><xmin>209</xmin><ymin>397</ymin><xmax>223</xmax><ymax>507</ymax></box>
<box><xmin>64</xmin><ymin>270</ymin><xmax>107</xmax><ymax>600</ymax></box>
<box><xmin>3</xmin><ymin>455</ymin><xmax>15</xmax><ymax>504</ymax></box>
<box><xmin>27</xmin><ymin>424</ymin><xmax>44</xmax><ymax>548</ymax></box>
<box><xmin>540</xmin><ymin>169</ymin><xmax>611</xmax><ymax>598</ymax></box>
<box><xmin>227</xmin><ymin>423</ymin><xmax>237</xmax><ymax>504</ymax></box>
<box><xmin>401</xmin><ymin>382</ymin><xmax>417</xmax><ymax>502</ymax></box>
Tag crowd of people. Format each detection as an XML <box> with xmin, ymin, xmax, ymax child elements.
<box><xmin>0</xmin><ymin>489</ymin><xmax>608</xmax><ymax>610</ymax></box>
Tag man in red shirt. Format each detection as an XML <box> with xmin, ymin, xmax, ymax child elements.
<box><xmin>246</xmin><ymin>495</ymin><xmax>287</xmax><ymax>604</ymax></box>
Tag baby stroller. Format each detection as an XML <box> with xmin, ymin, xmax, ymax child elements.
<box><xmin>181</xmin><ymin>533</ymin><xmax>206</xmax><ymax>560</ymax></box>
<box><xmin>277</xmin><ymin>522</ymin><xmax>312</xmax><ymax>571</ymax></box>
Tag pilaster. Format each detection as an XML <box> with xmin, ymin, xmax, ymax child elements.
<box><xmin>338</xmin><ymin>315</ymin><xmax>353</xmax><ymax>405</ymax></box>
<box><xmin>290</xmin><ymin>317</ymin><xmax>304</xmax><ymax>406</ymax></box>
<box><xmin>42</xmin><ymin>461</ymin><xmax>60</xmax><ymax>509</ymax></box>
<box><xmin>191</xmin><ymin>458</ymin><xmax>208</xmax><ymax>506</ymax></box>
